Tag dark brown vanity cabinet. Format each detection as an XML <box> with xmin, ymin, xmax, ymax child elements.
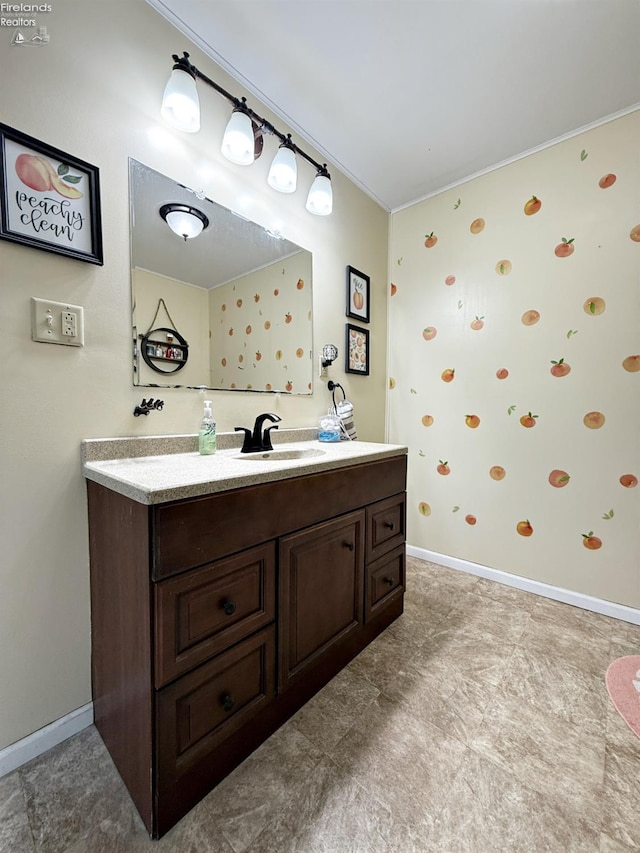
<box><xmin>87</xmin><ymin>454</ymin><xmax>406</xmax><ymax>838</ymax></box>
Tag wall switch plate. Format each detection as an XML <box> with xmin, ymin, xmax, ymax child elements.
<box><xmin>31</xmin><ymin>297</ymin><xmax>85</xmax><ymax>346</ymax></box>
<box><xmin>318</xmin><ymin>354</ymin><xmax>328</xmax><ymax>378</ymax></box>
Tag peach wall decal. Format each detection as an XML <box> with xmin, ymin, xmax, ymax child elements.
<box><xmin>465</xmin><ymin>415</ymin><xmax>480</xmax><ymax>428</ymax></box>
<box><xmin>422</xmin><ymin>327</ymin><xmax>437</xmax><ymax>340</ymax></box>
<box><xmin>418</xmin><ymin>502</ymin><xmax>431</xmax><ymax>516</ymax></box>
<box><xmin>630</xmin><ymin>225</ymin><xmax>640</xmax><ymax>242</ymax></box>
<box><xmin>620</xmin><ymin>474</ymin><xmax>638</xmax><ymax>488</ymax></box>
<box><xmin>550</xmin><ymin>358</ymin><xmax>571</xmax><ymax>377</ymax></box>
<box><xmin>236</xmin><ymin>299</ymin><xmax>242</xmax><ymax>307</ymax></box>
<box><xmin>622</xmin><ymin>356</ymin><xmax>640</xmax><ymax>372</ymax></box>
<box><xmin>555</xmin><ymin>237</ymin><xmax>575</xmax><ymax>257</ymax></box>
<box><xmin>517</xmin><ymin>520</ymin><xmax>533</xmax><ymax>537</ymax></box>
<box><xmin>583</xmin><ymin>298</ymin><xmax>605</xmax><ymax>315</ymax></box>
<box><xmin>470</xmin><ymin>316</ymin><xmax>484</xmax><ymax>330</ymax></box>
<box><xmin>583</xmin><ymin>411</ymin><xmax>605</xmax><ymax>429</ymax></box>
<box><xmin>470</xmin><ymin>218</ymin><xmax>485</xmax><ymax>234</ymax></box>
<box><xmin>599</xmin><ymin>174</ymin><xmax>616</xmax><ymax>188</ymax></box>
<box><xmin>496</xmin><ymin>368</ymin><xmax>509</xmax><ymax>379</ymax></box>
<box><xmin>520</xmin><ymin>412</ymin><xmax>538</xmax><ymax>427</ymax></box>
<box><xmin>424</xmin><ymin>232</ymin><xmax>437</xmax><ymax>248</ymax></box>
<box><xmin>441</xmin><ymin>368</ymin><xmax>455</xmax><ymax>382</ymax></box>
<box><xmin>421</xmin><ymin>415</ymin><xmax>434</xmax><ymax>426</ymax></box>
<box><xmin>489</xmin><ymin>466</ymin><xmax>506</xmax><ymax>480</ymax></box>
<box><xmin>445</xmin><ymin>275</ymin><xmax>456</xmax><ymax>285</ymax></box>
<box><xmin>465</xmin><ymin>515</ymin><xmax>477</xmax><ymax>525</ymax></box>
<box><xmin>582</xmin><ymin>532</ymin><xmax>602</xmax><ymax>549</ymax></box>
<box><xmin>296</xmin><ymin>279</ymin><xmax>304</xmax><ymax>290</ymax></box>
<box><xmin>496</xmin><ymin>260</ymin><xmax>512</xmax><ymax>275</ymax></box>
<box><xmin>522</xmin><ymin>310</ymin><xmax>540</xmax><ymax>325</ymax></box>
<box><xmin>390</xmin><ymin>283</ymin><xmax>397</xmax><ymax>295</ymax></box>
<box><xmin>264</xmin><ymin>320</ymin><xmax>271</xmax><ymax>329</ymax></box>
<box><xmin>245</xmin><ymin>325</ymin><xmax>252</xmax><ymax>334</ymax></box>
<box><xmin>524</xmin><ymin>196</ymin><xmax>542</xmax><ymax>215</ymax></box>
<box><xmin>549</xmin><ymin>470</ymin><xmax>571</xmax><ymax>487</ymax></box>
<box><xmin>296</xmin><ymin>348</ymin><xmax>304</xmax><ymax>358</ymax></box>
<box><xmin>437</xmin><ymin>460</ymin><xmax>450</xmax><ymax>475</ymax></box>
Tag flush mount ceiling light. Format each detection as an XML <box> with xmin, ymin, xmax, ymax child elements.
<box><xmin>159</xmin><ymin>203</ymin><xmax>209</xmax><ymax>241</ymax></box>
<box><xmin>160</xmin><ymin>52</ymin><xmax>333</xmax><ymax>215</ymax></box>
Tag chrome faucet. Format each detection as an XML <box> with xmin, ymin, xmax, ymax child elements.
<box><xmin>234</xmin><ymin>412</ymin><xmax>282</xmax><ymax>453</ymax></box>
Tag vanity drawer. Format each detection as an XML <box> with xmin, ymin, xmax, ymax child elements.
<box><xmin>366</xmin><ymin>493</ymin><xmax>406</xmax><ymax>562</ymax></box>
<box><xmin>156</xmin><ymin>625</ymin><xmax>275</xmax><ymax>788</ymax></box>
<box><xmin>365</xmin><ymin>545</ymin><xmax>406</xmax><ymax>622</ymax></box>
<box><xmin>155</xmin><ymin>543</ymin><xmax>276</xmax><ymax>687</ymax></box>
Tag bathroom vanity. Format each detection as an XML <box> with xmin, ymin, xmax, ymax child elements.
<box><xmin>83</xmin><ymin>431</ymin><xmax>407</xmax><ymax>838</ymax></box>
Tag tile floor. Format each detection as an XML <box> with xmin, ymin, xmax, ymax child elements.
<box><xmin>1</xmin><ymin>557</ymin><xmax>639</xmax><ymax>852</ymax></box>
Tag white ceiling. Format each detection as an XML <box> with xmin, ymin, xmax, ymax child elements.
<box><xmin>149</xmin><ymin>0</ymin><xmax>640</xmax><ymax>212</ymax></box>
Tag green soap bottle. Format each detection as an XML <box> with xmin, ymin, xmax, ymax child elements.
<box><xmin>198</xmin><ymin>399</ymin><xmax>217</xmax><ymax>455</ymax></box>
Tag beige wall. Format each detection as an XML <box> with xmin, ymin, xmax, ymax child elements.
<box><xmin>389</xmin><ymin>111</ymin><xmax>640</xmax><ymax>609</ymax></box>
<box><xmin>0</xmin><ymin>0</ymin><xmax>388</xmax><ymax>750</ymax></box>
<box><xmin>133</xmin><ymin>268</ymin><xmax>210</xmax><ymax>387</ymax></box>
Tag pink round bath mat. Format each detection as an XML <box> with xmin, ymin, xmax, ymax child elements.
<box><xmin>605</xmin><ymin>655</ymin><xmax>640</xmax><ymax>739</ymax></box>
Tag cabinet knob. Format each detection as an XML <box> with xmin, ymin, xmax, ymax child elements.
<box><xmin>383</xmin><ymin>576</ymin><xmax>394</xmax><ymax>586</ymax></box>
<box><xmin>384</xmin><ymin>521</ymin><xmax>395</xmax><ymax>530</ymax></box>
<box><xmin>221</xmin><ymin>693</ymin><xmax>235</xmax><ymax>712</ymax></box>
<box><xmin>222</xmin><ymin>600</ymin><xmax>237</xmax><ymax>616</ymax></box>
<box><xmin>344</xmin><ymin>542</ymin><xmax>354</xmax><ymax>551</ymax></box>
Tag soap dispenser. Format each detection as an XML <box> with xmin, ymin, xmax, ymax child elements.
<box><xmin>199</xmin><ymin>400</ymin><xmax>217</xmax><ymax>455</ymax></box>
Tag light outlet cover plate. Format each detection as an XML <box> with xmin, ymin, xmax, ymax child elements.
<box><xmin>31</xmin><ymin>297</ymin><xmax>84</xmax><ymax>346</ymax></box>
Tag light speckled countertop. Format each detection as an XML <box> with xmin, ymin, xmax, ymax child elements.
<box><xmin>82</xmin><ymin>429</ymin><xmax>407</xmax><ymax>505</ymax></box>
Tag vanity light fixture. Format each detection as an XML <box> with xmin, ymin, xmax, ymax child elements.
<box><xmin>159</xmin><ymin>203</ymin><xmax>209</xmax><ymax>240</ymax></box>
<box><xmin>267</xmin><ymin>135</ymin><xmax>297</xmax><ymax>194</ymax></box>
<box><xmin>221</xmin><ymin>100</ymin><xmax>257</xmax><ymax>166</ymax></box>
<box><xmin>161</xmin><ymin>52</ymin><xmax>333</xmax><ymax>215</ymax></box>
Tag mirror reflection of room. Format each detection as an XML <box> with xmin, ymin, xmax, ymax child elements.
<box><xmin>129</xmin><ymin>159</ymin><xmax>313</xmax><ymax>393</ymax></box>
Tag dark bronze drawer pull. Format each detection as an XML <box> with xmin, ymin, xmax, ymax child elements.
<box><xmin>344</xmin><ymin>542</ymin><xmax>354</xmax><ymax>551</ymax></box>
<box><xmin>384</xmin><ymin>521</ymin><xmax>395</xmax><ymax>530</ymax></box>
<box><xmin>221</xmin><ymin>693</ymin><xmax>235</xmax><ymax>712</ymax></box>
<box><xmin>383</xmin><ymin>576</ymin><xmax>395</xmax><ymax>586</ymax></box>
<box><xmin>222</xmin><ymin>600</ymin><xmax>237</xmax><ymax>616</ymax></box>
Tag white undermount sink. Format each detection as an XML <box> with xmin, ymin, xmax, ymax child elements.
<box><xmin>235</xmin><ymin>448</ymin><xmax>327</xmax><ymax>461</ymax></box>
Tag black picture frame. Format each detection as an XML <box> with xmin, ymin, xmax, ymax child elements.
<box><xmin>0</xmin><ymin>122</ymin><xmax>103</xmax><ymax>265</ymax></box>
<box><xmin>346</xmin><ymin>265</ymin><xmax>370</xmax><ymax>323</ymax></box>
<box><xmin>346</xmin><ymin>323</ymin><xmax>370</xmax><ymax>375</ymax></box>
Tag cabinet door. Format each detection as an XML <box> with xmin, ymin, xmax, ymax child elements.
<box><xmin>279</xmin><ymin>511</ymin><xmax>365</xmax><ymax>692</ymax></box>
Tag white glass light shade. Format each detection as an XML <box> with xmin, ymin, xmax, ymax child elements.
<box><xmin>221</xmin><ymin>109</ymin><xmax>255</xmax><ymax>165</ymax></box>
<box><xmin>305</xmin><ymin>173</ymin><xmax>333</xmax><ymax>216</ymax></box>
<box><xmin>160</xmin><ymin>205</ymin><xmax>209</xmax><ymax>240</ymax></box>
<box><xmin>267</xmin><ymin>145</ymin><xmax>297</xmax><ymax>193</ymax></box>
<box><xmin>160</xmin><ymin>68</ymin><xmax>200</xmax><ymax>133</ymax></box>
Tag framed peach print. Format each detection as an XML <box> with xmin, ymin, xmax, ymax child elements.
<box><xmin>0</xmin><ymin>123</ymin><xmax>103</xmax><ymax>264</ymax></box>
<box><xmin>346</xmin><ymin>265</ymin><xmax>370</xmax><ymax>323</ymax></box>
<box><xmin>346</xmin><ymin>323</ymin><xmax>369</xmax><ymax>375</ymax></box>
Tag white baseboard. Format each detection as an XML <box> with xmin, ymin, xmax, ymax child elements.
<box><xmin>407</xmin><ymin>545</ymin><xmax>640</xmax><ymax>626</ymax></box>
<box><xmin>0</xmin><ymin>702</ymin><xmax>94</xmax><ymax>779</ymax></box>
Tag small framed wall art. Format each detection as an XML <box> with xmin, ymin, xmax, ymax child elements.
<box><xmin>0</xmin><ymin>122</ymin><xmax>103</xmax><ymax>265</ymax></box>
<box><xmin>346</xmin><ymin>323</ymin><xmax>370</xmax><ymax>376</ymax></box>
<box><xmin>346</xmin><ymin>265</ymin><xmax>370</xmax><ymax>323</ymax></box>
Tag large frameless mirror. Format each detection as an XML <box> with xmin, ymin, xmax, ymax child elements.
<box><xmin>129</xmin><ymin>159</ymin><xmax>313</xmax><ymax>393</ymax></box>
